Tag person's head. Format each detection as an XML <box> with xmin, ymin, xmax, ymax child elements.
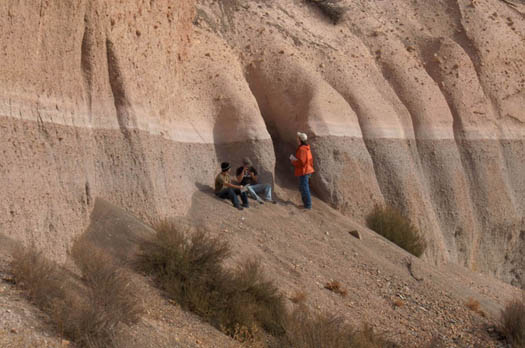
<box><xmin>221</xmin><ymin>162</ymin><xmax>231</xmax><ymax>173</ymax></box>
<box><xmin>242</xmin><ymin>157</ymin><xmax>252</xmax><ymax>168</ymax></box>
<box><xmin>296</xmin><ymin>132</ymin><xmax>308</xmax><ymax>146</ymax></box>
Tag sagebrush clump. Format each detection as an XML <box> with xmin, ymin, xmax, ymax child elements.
<box><xmin>366</xmin><ymin>205</ymin><xmax>426</xmax><ymax>257</ymax></box>
<box><xmin>282</xmin><ymin>306</ymin><xmax>398</xmax><ymax>348</ymax></box>
<box><xmin>10</xmin><ymin>241</ymin><xmax>142</xmax><ymax>348</ymax></box>
<box><xmin>141</xmin><ymin>220</ymin><xmax>401</xmax><ymax>347</ymax></box>
<box><xmin>139</xmin><ymin>221</ymin><xmax>286</xmax><ymax>340</ymax></box>
<box><xmin>500</xmin><ymin>293</ymin><xmax>525</xmax><ymax>347</ymax></box>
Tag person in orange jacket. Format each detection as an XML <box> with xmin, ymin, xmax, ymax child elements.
<box><xmin>290</xmin><ymin>132</ymin><xmax>314</xmax><ymax>209</ymax></box>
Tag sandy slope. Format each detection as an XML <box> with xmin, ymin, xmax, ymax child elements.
<box><xmin>3</xmin><ymin>188</ymin><xmax>521</xmax><ymax>347</ymax></box>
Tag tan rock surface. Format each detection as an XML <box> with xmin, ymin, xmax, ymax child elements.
<box><xmin>0</xmin><ymin>1</ymin><xmax>524</xmax><ymax>342</ymax></box>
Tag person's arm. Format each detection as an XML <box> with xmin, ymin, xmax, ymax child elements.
<box><xmin>292</xmin><ymin>148</ymin><xmax>307</xmax><ymax>167</ymax></box>
<box><xmin>224</xmin><ymin>182</ymin><xmax>243</xmax><ymax>189</ymax></box>
<box><xmin>218</xmin><ymin>174</ymin><xmax>243</xmax><ymax>190</ymax></box>
<box><xmin>236</xmin><ymin>167</ymin><xmax>245</xmax><ymax>183</ymax></box>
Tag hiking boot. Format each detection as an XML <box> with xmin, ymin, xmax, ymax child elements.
<box><xmin>235</xmin><ymin>205</ymin><xmax>243</xmax><ymax>211</ymax></box>
<box><xmin>242</xmin><ymin>203</ymin><xmax>249</xmax><ymax>208</ymax></box>
<box><xmin>257</xmin><ymin>199</ymin><xmax>265</xmax><ymax>205</ymax></box>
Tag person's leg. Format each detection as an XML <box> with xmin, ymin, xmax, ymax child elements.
<box><xmin>263</xmin><ymin>184</ymin><xmax>273</xmax><ymax>201</ymax></box>
<box><xmin>216</xmin><ymin>190</ymin><xmax>228</xmax><ymax>199</ymax></box>
<box><xmin>217</xmin><ymin>189</ymin><xmax>241</xmax><ymax>208</ymax></box>
<box><xmin>227</xmin><ymin>188</ymin><xmax>240</xmax><ymax>207</ymax></box>
<box><xmin>253</xmin><ymin>183</ymin><xmax>274</xmax><ymax>202</ymax></box>
<box><xmin>241</xmin><ymin>192</ymin><xmax>249</xmax><ymax>207</ymax></box>
<box><xmin>247</xmin><ymin>185</ymin><xmax>263</xmax><ymax>203</ymax></box>
<box><xmin>234</xmin><ymin>188</ymin><xmax>249</xmax><ymax>207</ymax></box>
<box><xmin>303</xmin><ymin>174</ymin><xmax>312</xmax><ymax>209</ymax></box>
<box><xmin>299</xmin><ymin>176</ymin><xmax>307</xmax><ymax>206</ymax></box>
<box><xmin>299</xmin><ymin>175</ymin><xmax>312</xmax><ymax>209</ymax></box>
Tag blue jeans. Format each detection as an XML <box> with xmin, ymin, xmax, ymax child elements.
<box><xmin>247</xmin><ymin>183</ymin><xmax>272</xmax><ymax>201</ymax></box>
<box><xmin>299</xmin><ymin>174</ymin><xmax>312</xmax><ymax>209</ymax></box>
<box><xmin>216</xmin><ymin>188</ymin><xmax>248</xmax><ymax>208</ymax></box>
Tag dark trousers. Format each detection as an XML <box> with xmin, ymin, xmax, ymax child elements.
<box><xmin>299</xmin><ymin>174</ymin><xmax>312</xmax><ymax>209</ymax></box>
<box><xmin>216</xmin><ymin>188</ymin><xmax>248</xmax><ymax>207</ymax></box>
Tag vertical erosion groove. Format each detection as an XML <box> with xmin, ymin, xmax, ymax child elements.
<box><xmin>103</xmin><ymin>38</ymin><xmax>156</xmax><ymax>215</ymax></box>
<box><xmin>105</xmin><ymin>38</ymin><xmax>133</xmax><ymax>138</ymax></box>
<box><xmin>243</xmin><ymin>62</ymin><xmax>309</xmax><ymax>189</ymax></box>
<box><xmin>80</xmin><ymin>14</ymin><xmax>93</xmax><ymax>118</ymax></box>
<box><xmin>448</xmin><ymin>0</ymin><xmax>500</xmax><ymax>118</ymax></box>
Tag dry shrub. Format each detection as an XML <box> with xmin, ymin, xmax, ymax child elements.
<box><xmin>366</xmin><ymin>205</ymin><xmax>427</xmax><ymax>257</ymax></box>
<box><xmin>305</xmin><ymin>0</ymin><xmax>347</xmax><ymax>24</ymax></box>
<box><xmin>10</xmin><ymin>242</ymin><xmax>143</xmax><ymax>348</ymax></box>
<box><xmin>68</xmin><ymin>239</ymin><xmax>143</xmax><ymax>347</ymax></box>
<box><xmin>290</xmin><ymin>290</ymin><xmax>307</xmax><ymax>304</ymax></box>
<box><xmin>465</xmin><ymin>297</ymin><xmax>486</xmax><ymax>317</ymax></box>
<box><xmin>139</xmin><ymin>221</ymin><xmax>286</xmax><ymax>340</ymax></box>
<box><xmin>500</xmin><ymin>293</ymin><xmax>525</xmax><ymax>347</ymax></box>
<box><xmin>281</xmin><ymin>306</ymin><xmax>398</xmax><ymax>348</ymax></box>
<box><xmin>10</xmin><ymin>247</ymin><xmax>66</xmax><ymax>310</ymax></box>
<box><xmin>324</xmin><ymin>280</ymin><xmax>347</xmax><ymax>297</ymax></box>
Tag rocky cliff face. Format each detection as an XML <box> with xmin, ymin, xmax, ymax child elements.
<box><xmin>1</xmin><ymin>0</ymin><xmax>524</xmax><ymax>286</ymax></box>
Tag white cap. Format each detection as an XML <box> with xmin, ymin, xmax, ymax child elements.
<box><xmin>297</xmin><ymin>132</ymin><xmax>307</xmax><ymax>142</ymax></box>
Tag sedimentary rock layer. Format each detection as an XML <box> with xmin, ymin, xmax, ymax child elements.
<box><xmin>1</xmin><ymin>0</ymin><xmax>524</xmax><ymax>285</ymax></box>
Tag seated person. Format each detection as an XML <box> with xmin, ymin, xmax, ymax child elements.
<box><xmin>236</xmin><ymin>157</ymin><xmax>276</xmax><ymax>204</ymax></box>
<box><xmin>215</xmin><ymin>162</ymin><xmax>249</xmax><ymax>210</ymax></box>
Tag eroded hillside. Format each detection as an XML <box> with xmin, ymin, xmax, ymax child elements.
<box><xmin>0</xmin><ymin>0</ymin><xmax>524</xmax><ymax>286</ymax></box>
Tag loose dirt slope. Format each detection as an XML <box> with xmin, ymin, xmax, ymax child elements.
<box><xmin>1</xmin><ymin>191</ymin><xmax>521</xmax><ymax>347</ymax></box>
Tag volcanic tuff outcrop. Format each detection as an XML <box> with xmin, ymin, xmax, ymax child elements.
<box><xmin>1</xmin><ymin>0</ymin><xmax>524</xmax><ymax>286</ymax></box>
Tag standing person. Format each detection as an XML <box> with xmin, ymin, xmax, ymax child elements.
<box><xmin>236</xmin><ymin>157</ymin><xmax>276</xmax><ymax>204</ymax></box>
<box><xmin>215</xmin><ymin>162</ymin><xmax>249</xmax><ymax>210</ymax></box>
<box><xmin>290</xmin><ymin>132</ymin><xmax>314</xmax><ymax>210</ymax></box>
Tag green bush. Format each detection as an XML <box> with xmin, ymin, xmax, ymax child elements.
<box><xmin>139</xmin><ymin>221</ymin><xmax>286</xmax><ymax>340</ymax></box>
<box><xmin>366</xmin><ymin>205</ymin><xmax>426</xmax><ymax>257</ymax></box>
<box><xmin>500</xmin><ymin>293</ymin><xmax>525</xmax><ymax>347</ymax></box>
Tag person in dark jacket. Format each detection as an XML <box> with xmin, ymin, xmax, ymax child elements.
<box><xmin>215</xmin><ymin>162</ymin><xmax>249</xmax><ymax>210</ymax></box>
<box><xmin>236</xmin><ymin>157</ymin><xmax>276</xmax><ymax>204</ymax></box>
<box><xmin>290</xmin><ymin>132</ymin><xmax>314</xmax><ymax>210</ymax></box>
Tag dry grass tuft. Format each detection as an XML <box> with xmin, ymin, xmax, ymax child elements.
<box><xmin>289</xmin><ymin>290</ymin><xmax>307</xmax><ymax>304</ymax></box>
<box><xmin>465</xmin><ymin>297</ymin><xmax>486</xmax><ymax>317</ymax></box>
<box><xmin>500</xmin><ymin>293</ymin><xmax>525</xmax><ymax>347</ymax></box>
<box><xmin>281</xmin><ymin>306</ymin><xmax>398</xmax><ymax>348</ymax></box>
<box><xmin>140</xmin><ymin>220</ymin><xmax>401</xmax><ymax>347</ymax></box>
<box><xmin>139</xmin><ymin>220</ymin><xmax>286</xmax><ymax>340</ymax></box>
<box><xmin>305</xmin><ymin>0</ymin><xmax>347</xmax><ymax>24</ymax></box>
<box><xmin>68</xmin><ymin>239</ymin><xmax>144</xmax><ymax>347</ymax></box>
<box><xmin>10</xmin><ymin>246</ymin><xmax>67</xmax><ymax>310</ymax></box>
<box><xmin>324</xmin><ymin>280</ymin><xmax>347</xmax><ymax>297</ymax></box>
<box><xmin>366</xmin><ymin>205</ymin><xmax>427</xmax><ymax>257</ymax></box>
<box><xmin>10</xmin><ymin>241</ymin><xmax>143</xmax><ymax>348</ymax></box>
